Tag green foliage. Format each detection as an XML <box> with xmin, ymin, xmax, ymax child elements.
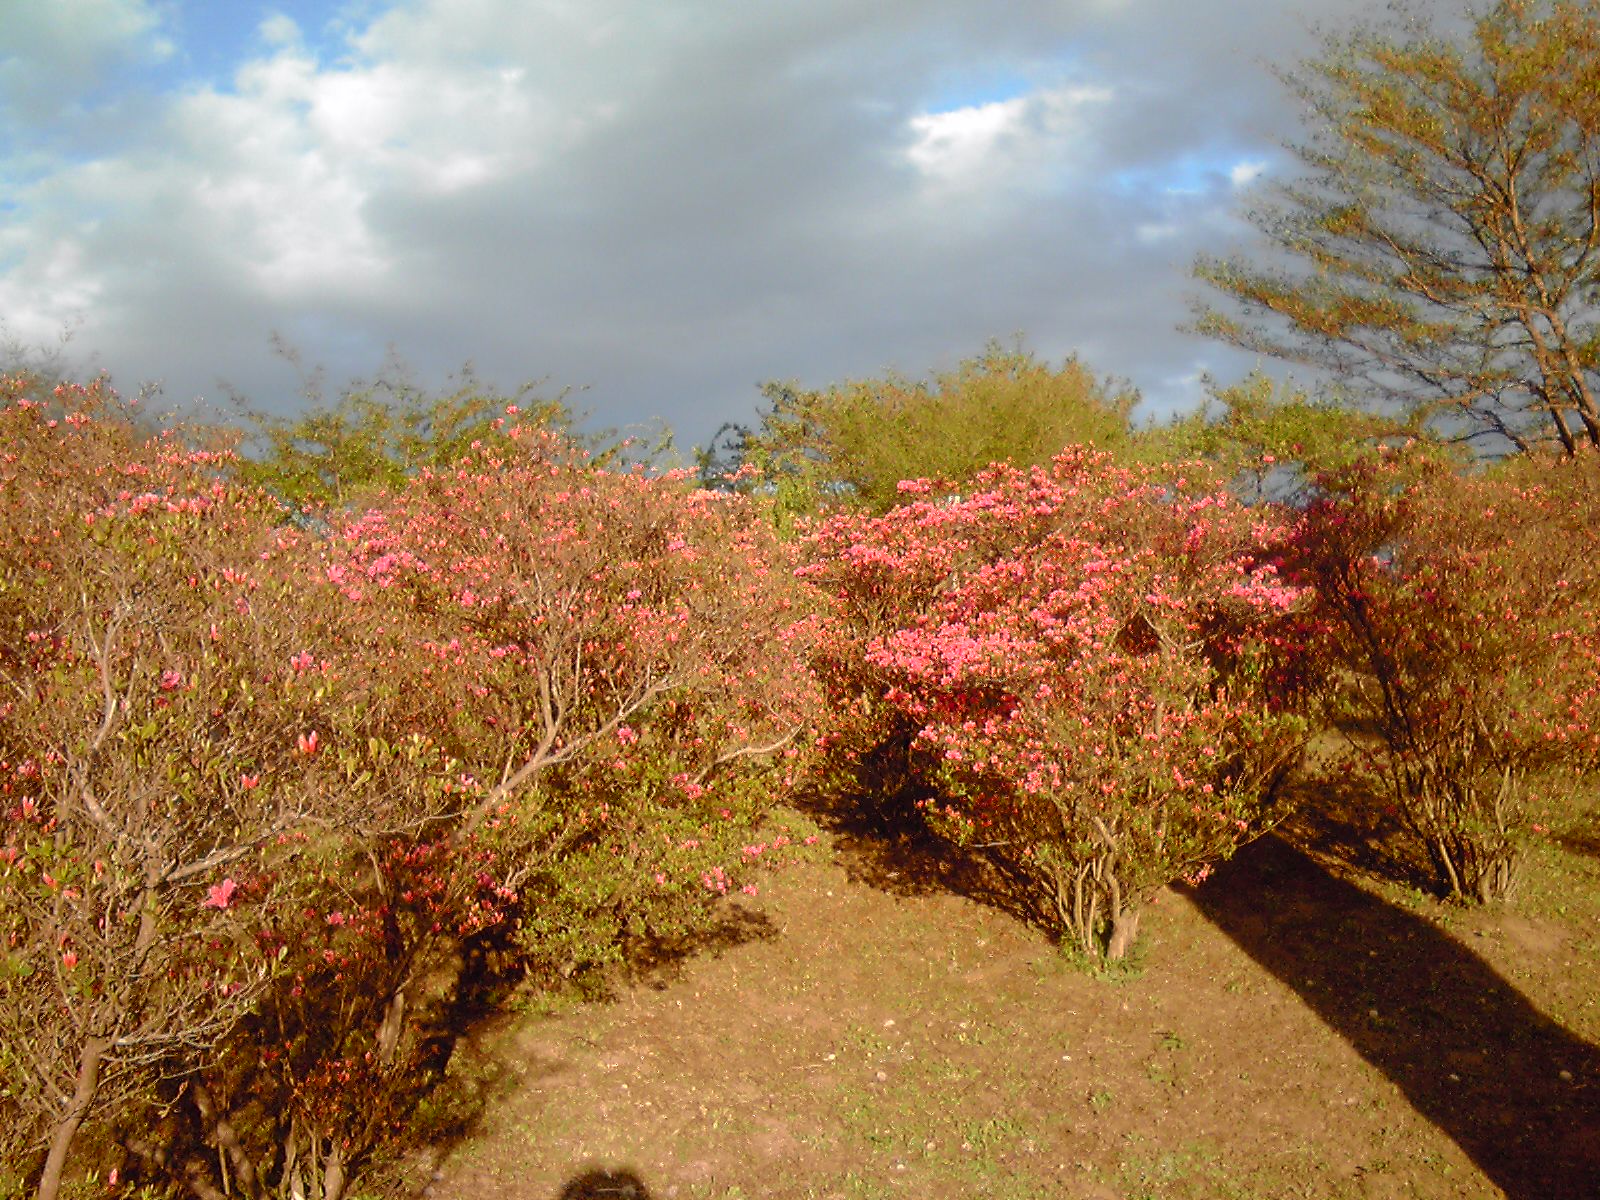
<box><xmin>1194</xmin><ymin>0</ymin><xmax>1600</xmax><ymax>455</ymax></box>
<box><xmin>231</xmin><ymin>367</ymin><xmax>577</xmax><ymax>507</ymax></box>
<box><xmin>1145</xmin><ymin>373</ymin><xmax>1453</xmax><ymax>501</ymax></box>
<box><xmin>720</xmin><ymin>341</ymin><xmax>1135</xmax><ymax>523</ymax></box>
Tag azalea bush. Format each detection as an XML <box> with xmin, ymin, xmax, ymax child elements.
<box><xmin>169</xmin><ymin>826</ymin><xmax>507</xmax><ymax>1200</ymax></box>
<box><xmin>0</xmin><ymin>376</ymin><xmax>375</xmax><ymax>1198</ymax></box>
<box><xmin>1292</xmin><ymin>447</ymin><xmax>1600</xmax><ymax>902</ymax></box>
<box><xmin>0</xmin><ymin>381</ymin><xmax>823</xmax><ymax>1200</ymax></box>
<box><xmin>316</xmin><ymin>421</ymin><xmax>822</xmax><ymax>975</ymax></box>
<box><xmin>157</xmin><ymin>419</ymin><xmax>824</xmax><ymax>1198</ymax></box>
<box><xmin>801</xmin><ymin>448</ymin><xmax>1310</xmax><ymax>960</ymax></box>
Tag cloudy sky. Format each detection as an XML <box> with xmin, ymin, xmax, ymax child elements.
<box><xmin>1</xmin><ymin>0</ymin><xmax>1383</xmax><ymax>445</ymax></box>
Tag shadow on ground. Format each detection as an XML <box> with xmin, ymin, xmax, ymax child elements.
<box><xmin>621</xmin><ymin>903</ymin><xmax>778</xmax><ymax>991</ymax></box>
<box><xmin>394</xmin><ymin>905</ymin><xmax>775</xmax><ymax>1185</ymax></box>
<box><xmin>1555</xmin><ymin>811</ymin><xmax>1600</xmax><ymax>863</ymax></box>
<box><xmin>556</xmin><ymin>1167</ymin><xmax>653</xmax><ymax>1198</ymax></box>
<box><xmin>1275</xmin><ymin>767</ymin><xmax>1438</xmax><ymax>894</ymax></box>
<box><xmin>790</xmin><ymin>784</ymin><xmax>1045</xmax><ymax>927</ymax></box>
<box><xmin>1184</xmin><ymin>834</ymin><xmax>1600</xmax><ymax>1200</ymax></box>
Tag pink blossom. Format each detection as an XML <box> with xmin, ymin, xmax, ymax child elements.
<box><xmin>204</xmin><ymin>878</ymin><xmax>238</xmax><ymax>910</ymax></box>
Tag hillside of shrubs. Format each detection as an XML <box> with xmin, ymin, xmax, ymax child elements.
<box><xmin>2</xmin><ymin>350</ymin><xmax>1598</xmax><ymax>1200</ymax></box>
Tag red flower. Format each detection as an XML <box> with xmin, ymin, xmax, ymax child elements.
<box><xmin>297</xmin><ymin>731</ymin><xmax>320</xmax><ymax>756</ymax></box>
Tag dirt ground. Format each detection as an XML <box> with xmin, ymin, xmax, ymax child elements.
<box><xmin>417</xmin><ymin>815</ymin><xmax>1600</xmax><ymax>1200</ymax></box>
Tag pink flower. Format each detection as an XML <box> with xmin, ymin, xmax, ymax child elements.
<box><xmin>297</xmin><ymin>731</ymin><xmax>319</xmax><ymax>756</ymax></box>
<box><xmin>61</xmin><ymin>950</ymin><xmax>78</xmax><ymax>970</ymax></box>
<box><xmin>159</xmin><ymin>669</ymin><xmax>183</xmax><ymax>691</ymax></box>
<box><xmin>240</xmin><ymin>773</ymin><xmax>260</xmax><ymax>789</ymax></box>
<box><xmin>204</xmin><ymin>878</ymin><xmax>238</xmax><ymax>910</ymax></box>
<box><xmin>326</xmin><ymin>910</ymin><xmax>346</xmax><ymax>927</ymax></box>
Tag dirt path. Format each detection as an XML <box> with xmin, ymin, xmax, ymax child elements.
<box><xmin>422</xmin><ymin>830</ymin><xmax>1600</xmax><ymax>1200</ymax></box>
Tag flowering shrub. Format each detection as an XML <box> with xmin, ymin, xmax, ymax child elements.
<box><xmin>1292</xmin><ymin>448</ymin><xmax>1600</xmax><ymax>901</ymax></box>
<box><xmin>151</xmin><ymin>421</ymin><xmax>825</xmax><ymax>1197</ymax></box>
<box><xmin>179</xmin><ymin>826</ymin><xmax>503</xmax><ymax>1200</ymax></box>
<box><xmin>316</xmin><ymin>422</ymin><xmax>822</xmax><ymax>979</ymax></box>
<box><xmin>0</xmin><ymin>381</ymin><xmax>823</xmax><ymax>1199</ymax></box>
<box><xmin>0</xmin><ymin>376</ymin><xmax>365</xmax><ymax>1199</ymax></box>
<box><xmin>801</xmin><ymin>448</ymin><xmax>1309</xmax><ymax>960</ymax></box>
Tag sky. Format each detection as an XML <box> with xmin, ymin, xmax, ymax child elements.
<box><xmin>0</xmin><ymin>0</ymin><xmax>1386</xmax><ymax>446</ymax></box>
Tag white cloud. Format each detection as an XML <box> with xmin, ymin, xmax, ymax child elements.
<box><xmin>50</xmin><ymin>33</ymin><xmax>571</xmax><ymax>304</ymax></box>
<box><xmin>1135</xmin><ymin>222</ymin><xmax>1180</xmax><ymax>244</ymax></box>
<box><xmin>907</xmin><ymin>97</ymin><xmax>1028</xmax><ymax>180</ymax></box>
<box><xmin>904</xmin><ymin>83</ymin><xmax>1111</xmax><ymax>190</ymax></box>
<box><xmin>258</xmin><ymin>13</ymin><xmax>304</xmax><ymax>49</ymax></box>
<box><xmin>0</xmin><ymin>232</ymin><xmax>103</xmax><ymax>347</ymax></box>
<box><xmin>1229</xmin><ymin>159</ymin><xmax>1267</xmax><ymax>187</ymax></box>
<box><xmin>1</xmin><ymin>0</ymin><xmax>171</xmax><ymax>72</ymax></box>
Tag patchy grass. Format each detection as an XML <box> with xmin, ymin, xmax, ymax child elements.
<box><xmin>417</xmin><ymin>812</ymin><xmax>1600</xmax><ymax>1200</ymax></box>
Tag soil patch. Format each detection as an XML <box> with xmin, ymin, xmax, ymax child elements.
<box><xmin>422</xmin><ymin>827</ymin><xmax>1600</xmax><ymax>1200</ymax></box>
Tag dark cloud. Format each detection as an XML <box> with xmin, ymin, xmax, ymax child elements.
<box><xmin>2</xmin><ymin>0</ymin><xmax>1384</xmax><ymax>445</ymax></box>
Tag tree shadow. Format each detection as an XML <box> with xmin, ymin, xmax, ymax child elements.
<box><xmin>1183</xmin><ymin>834</ymin><xmax>1600</xmax><ymax>1200</ymax></box>
<box><xmin>1554</xmin><ymin>809</ymin><xmax>1600</xmax><ymax>863</ymax></box>
<box><xmin>619</xmin><ymin>903</ymin><xmax>778</xmax><ymax>991</ymax></box>
<box><xmin>556</xmin><ymin>1166</ymin><xmax>653</xmax><ymax>1198</ymax></box>
<box><xmin>376</xmin><ymin>904</ymin><xmax>776</xmax><ymax>1187</ymax></box>
<box><xmin>789</xmin><ymin>781</ymin><xmax>1042</xmax><ymax>926</ymax></box>
<box><xmin>1274</xmin><ymin>751</ymin><xmax>1441</xmax><ymax>893</ymax></box>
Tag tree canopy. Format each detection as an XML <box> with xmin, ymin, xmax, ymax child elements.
<box><xmin>708</xmin><ymin>342</ymin><xmax>1136</xmax><ymax>522</ymax></box>
<box><xmin>1194</xmin><ymin>0</ymin><xmax>1600</xmax><ymax>455</ymax></box>
<box><xmin>229</xmin><ymin>367</ymin><xmax>577</xmax><ymax>508</ymax></box>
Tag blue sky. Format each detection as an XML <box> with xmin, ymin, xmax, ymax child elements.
<box><xmin>0</xmin><ymin>0</ymin><xmax>1381</xmax><ymax>444</ymax></box>
<box><xmin>158</xmin><ymin>2</ymin><xmax>352</xmax><ymax>82</ymax></box>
